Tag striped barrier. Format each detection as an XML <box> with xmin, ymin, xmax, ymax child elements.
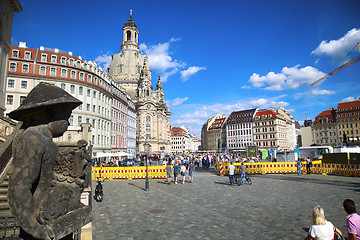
<box><xmin>92</xmin><ymin>166</ymin><xmax>167</xmax><ymax>180</ymax></box>
<box><xmin>217</xmin><ymin>161</ymin><xmax>360</xmax><ymax>176</ymax></box>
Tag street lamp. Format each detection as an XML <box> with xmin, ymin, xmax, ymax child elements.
<box><xmin>144</xmin><ymin>141</ymin><xmax>150</xmax><ymax>191</ymax></box>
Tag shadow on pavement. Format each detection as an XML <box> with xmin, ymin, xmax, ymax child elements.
<box><xmin>255</xmin><ymin>174</ymin><xmax>360</xmax><ymax>192</ymax></box>
<box><xmin>128</xmin><ymin>182</ymin><xmax>146</xmax><ymax>191</ymax></box>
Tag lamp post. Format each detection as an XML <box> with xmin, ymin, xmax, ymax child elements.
<box><xmin>144</xmin><ymin>141</ymin><xmax>150</xmax><ymax>191</ymax></box>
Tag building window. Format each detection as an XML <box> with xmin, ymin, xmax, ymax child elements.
<box><xmin>22</xmin><ymin>64</ymin><xmax>29</xmax><ymax>73</ymax></box>
<box><xmin>70</xmin><ymin>85</ymin><xmax>75</xmax><ymax>94</ymax></box>
<box><xmin>94</xmin><ymin>77</ymin><xmax>97</xmax><ymax>85</ymax></box>
<box><xmin>25</xmin><ymin>51</ymin><xmax>31</xmax><ymax>60</ymax></box>
<box><xmin>71</xmin><ymin>70</ymin><xmax>76</xmax><ymax>79</ymax></box>
<box><xmin>86</xmin><ymin>118</ymin><xmax>90</xmax><ymax>123</ymax></box>
<box><xmin>68</xmin><ymin>134</ymin><xmax>72</xmax><ymax>142</ymax></box>
<box><xmin>69</xmin><ymin>58</ymin><xmax>74</xmax><ymax>66</ymax></box>
<box><xmin>93</xmin><ymin>105</ymin><xmax>96</xmax><ymax>112</ymax></box>
<box><xmin>40</xmin><ymin>66</ymin><xmax>46</xmax><ymax>75</ymax></box>
<box><xmin>51</xmin><ymin>55</ymin><xmax>57</xmax><ymax>63</ymax></box>
<box><xmin>93</xmin><ymin>91</ymin><xmax>96</xmax><ymax>98</ymax></box>
<box><xmin>61</xmin><ymin>57</ymin><xmax>66</xmax><ymax>64</ymax></box>
<box><xmin>7</xmin><ymin>79</ymin><xmax>15</xmax><ymax>88</ymax></box>
<box><xmin>77</xmin><ymin>116</ymin><xmax>82</xmax><ymax>127</ymax></box>
<box><xmin>79</xmin><ymin>86</ymin><xmax>83</xmax><ymax>95</ymax></box>
<box><xmin>19</xmin><ymin>96</ymin><xmax>26</xmax><ymax>105</ymax></box>
<box><xmin>12</xmin><ymin>50</ymin><xmax>19</xmax><ymax>58</ymax></box>
<box><xmin>50</xmin><ymin>67</ymin><xmax>56</xmax><ymax>76</ymax></box>
<box><xmin>21</xmin><ymin>80</ymin><xmax>27</xmax><ymax>89</ymax></box>
<box><xmin>9</xmin><ymin>62</ymin><xmax>17</xmax><ymax>71</ymax></box>
<box><xmin>69</xmin><ymin>116</ymin><xmax>73</xmax><ymax>126</ymax></box>
<box><xmin>78</xmin><ymin>104</ymin><xmax>82</xmax><ymax>110</ymax></box>
<box><xmin>87</xmin><ymin>104</ymin><xmax>90</xmax><ymax>111</ymax></box>
<box><xmin>88</xmin><ymin>75</ymin><xmax>92</xmax><ymax>83</ymax></box>
<box><xmin>79</xmin><ymin>72</ymin><xmax>84</xmax><ymax>80</ymax></box>
<box><xmin>87</xmin><ymin>89</ymin><xmax>91</xmax><ymax>97</ymax></box>
<box><xmin>146</xmin><ymin>116</ymin><xmax>151</xmax><ymax>127</ymax></box>
<box><xmin>6</xmin><ymin>95</ymin><xmax>13</xmax><ymax>105</ymax></box>
<box><xmin>41</xmin><ymin>54</ymin><xmax>47</xmax><ymax>62</ymax></box>
<box><xmin>61</xmin><ymin>83</ymin><xmax>65</xmax><ymax>90</ymax></box>
<box><xmin>76</xmin><ymin>61</ymin><xmax>80</xmax><ymax>67</ymax></box>
<box><xmin>61</xmin><ymin>69</ymin><xmax>67</xmax><ymax>77</ymax></box>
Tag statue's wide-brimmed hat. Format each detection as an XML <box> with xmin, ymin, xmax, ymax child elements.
<box><xmin>9</xmin><ymin>82</ymin><xmax>82</xmax><ymax>121</ymax></box>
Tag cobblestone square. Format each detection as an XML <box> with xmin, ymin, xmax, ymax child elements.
<box><xmin>92</xmin><ymin>168</ymin><xmax>360</xmax><ymax>240</ymax></box>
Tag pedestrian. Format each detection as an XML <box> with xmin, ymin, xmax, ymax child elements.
<box><xmin>228</xmin><ymin>162</ymin><xmax>235</xmax><ymax>185</ymax></box>
<box><xmin>180</xmin><ymin>163</ymin><xmax>186</xmax><ymax>184</ymax></box>
<box><xmin>240</xmin><ymin>162</ymin><xmax>246</xmax><ymax>184</ymax></box>
<box><xmin>165</xmin><ymin>163</ymin><xmax>172</xmax><ymax>185</ymax></box>
<box><xmin>187</xmin><ymin>160</ymin><xmax>195</xmax><ymax>183</ymax></box>
<box><xmin>297</xmin><ymin>158</ymin><xmax>302</xmax><ymax>175</ymax></box>
<box><xmin>173</xmin><ymin>162</ymin><xmax>179</xmax><ymax>184</ymax></box>
<box><xmin>304</xmin><ymin>205</ymin><xmax>341</xmax><ymax>240</ymax></box>
<box><xmin>343</xmin><ymin>199</ymin><xmax>360</xmax><ymax>240</ymax></box>
<box><xmin>306</xmin><ymin>157</ymin><xmax>312</xmax><ymax>174</ymax></box>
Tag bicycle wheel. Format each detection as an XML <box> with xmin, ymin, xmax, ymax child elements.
<box><xmin>247</xmin><ymin>177</ymin><xmax>252</xmax><ymax>185</ymax></box>
<box><xmin>236</xmin><ymin>177</ymin><xmax>242</xmax><ymax>186</ymax></box>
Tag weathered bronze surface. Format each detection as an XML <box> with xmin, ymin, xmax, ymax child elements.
<box><xmin>7</xmin><ymin>83</ymin><xmax>92</xmax><ymax>240</ymax></box>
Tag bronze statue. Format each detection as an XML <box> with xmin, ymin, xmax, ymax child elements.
<box><xmin>7</xmin><ymin>82</ymin><xmax>92</xmax><ymax>240</ymax></box>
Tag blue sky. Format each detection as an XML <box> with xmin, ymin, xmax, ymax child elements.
<box><xmin>11</xmin><ymin>0</ymin><xmax>360</xmax><ymax>138</ymax></box>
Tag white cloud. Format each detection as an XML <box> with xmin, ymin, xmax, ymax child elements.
<box><xmin>312</xmin><ymin>28</ymin><xmax>360</xmax><ymax>63</ymax></box>
<box><xmin>341</xmin><ymin>96</ymin><xmax>359</xmax><ymax>102</ymax></box>
<box><xmin>171</xmin><ymin>97</ymin><xmax>189</xmax><ymax>106</ymax></box>
<box><xmin>140</xmin><ymin>38</ymin><xmax>186</xmax><ymax>82</ymax></box>
<box><xmin>311</xmin><ymin>89</ymin><xmax>336</xmax><ymax>96</ymax></box>
<box><xmin>95</xmin><ymin>53</ymin><xmax>112</xmax><ymax>70</ymax></box>
<box><xmin>248</xmin><ymin>65</ymin><xmax>325</xmax><ymax>91</ymax></box>
<box><xmin>180</xmin><ymin>66</ymin><xmax>206</xmax><ymax>81</ymax></box>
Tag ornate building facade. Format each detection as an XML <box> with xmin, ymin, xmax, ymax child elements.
<box><xmin>108</xmin><ymin>11</ymin><xmax>171</xmax><ymax>154</ymax></box>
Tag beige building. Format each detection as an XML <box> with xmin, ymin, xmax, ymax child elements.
<box><xmin>0</xmin><ymin>0</ymin><xmax>22</xmax><ymax>115</ymax></box>
<box><xmin>108</xmin><ymin>11</ymin><xmax>171</xmax><ymax>154</ymax></box>
<box><xmin>201</xmin><ymin>114</ymin><xmax>227</xmax><ymax>151</ymax></box>
<box><xmin>207</xmin><ymin>116</ymin><xmax>227</xmax><ymax>152</ymax></box>
<box><xmin>313</xmin><ymin>108</ymin><xmax>338</xmax><ymax>146</ymax></box>
<box><xmin>337</xmin><ymin>99</ymin><xmax>360</xmax><ymax>145</ymax></box>
<box><xmin>6</xmin><ymin>43</ymin><xmax>113</xmax><ymax>157</ymax></box>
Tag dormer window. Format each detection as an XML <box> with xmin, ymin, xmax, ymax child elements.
<box><xmin>41</xmin><ymin>54</ymin><xmax>47</xmax><ymax>62</ymax></box>
<box><xmin>61</xmin><ymin>57</ymin><xmax>66</xmax><ymax>64</ymax></box>
<box><xmin>69</xmin><ymin>58</ymin><xmax>74</xmax><ymax>66</ymax></box>
<box><xmin>76</xmin><ymin>61</ymin><xmax>80</xmax><ymax>67</ymax></box>
<box><xmin>25</xmin><ymin>51</ymin><xmax>31</xmax><ymax>60</ymax></box>
<box><xmin>51</xmin><ymin>55</ymin><xmax>57</xmax><ymax>63</ymax></box>
<box><xmin>12</xmin><ymin>50</ymin><xmax>19</xmax><ymax>58</ymax></box>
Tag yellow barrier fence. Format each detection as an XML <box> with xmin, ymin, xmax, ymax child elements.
<box><xmin>92</xmin><ymin>166</ymin><xmax>167</xmax><ymax>180</ymax></box>
<box><xmin>216</xmin><ymin>161</ymin><xmax>360</xmax><ymax>176</ymax></box>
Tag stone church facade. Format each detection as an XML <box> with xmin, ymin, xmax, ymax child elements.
<box><xmin>108</xmin><ymin>11</ymin><xmax>171</xmax><ymax>154</ymax></box>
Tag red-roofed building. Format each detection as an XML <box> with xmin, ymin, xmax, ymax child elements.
<box><xmin>337</xmin><ymin>100</ymin><xmax>360</xmax><ymax>145</ymax></box>
<box><xmin>253</xmin><ymin>108</ymin><xmax>289</xmax><ymax>150</ymax></box>
<box><xmin>226</xmin><ymin>108</ymin><xmax>258</xmax><ymax>153</ymax></box>
<box><xmin>313</xmin><ymin>108</ymin><xmax>338</xmax><ymax>146</ymax></box>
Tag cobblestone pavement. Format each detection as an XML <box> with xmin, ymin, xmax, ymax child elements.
<box><xmin>92</xmin><ymin>168</ymin><xmax>360</xmax><ymax>240</ymax></box>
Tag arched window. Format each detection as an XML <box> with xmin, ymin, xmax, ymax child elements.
<box><xmin>126</xmin><ymin>31</ymin><xmax>131</xmax><ymax>41</ymax></box>
<box><xmin>146</xmin><ymin>116</ymin><xmax>151</xmax><ymax>127</ymax></box>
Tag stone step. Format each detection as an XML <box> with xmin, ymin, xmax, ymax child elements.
<box><xmin>0</xmin><ymin>209</ymin><xmax>13</xmax><ymax>219</ymax></box>
<box><xmin>0</xmin><ymin>195</ymin><xmax>8</xmax><ymax>203</ymax></box>
<box><xmin>0</xmin><ymin>202</ymin><xmax>9</xmax><ymax>211</ymax></box>
<box><xmin>0</xmin><ymin>188</ymin><xmax>8</xmax><ymax>195</ymax></box>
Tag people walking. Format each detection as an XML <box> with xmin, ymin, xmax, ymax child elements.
<box><xmin>306</xmin><ymin>157</ymin><xmax>312</xmax><ymax>174</ymax></box>
<box><xmin>240</xmin><ymin>162</ymin><xmax>246</xmax><ymax>184</ymax></box>
<box><xmin>187</xmin><ymin>160</ymin><xmax>195</xmax><ymax>183</ymax></box>
<box><xmin>180</xmin><ymin>163</ymin><xmax>186</xmax><ymax>184</ymax></box>
<box><xmin>228</xmin><ymin>162</ymin><xmax>235</xmax><ymax>185</ymax></box>
<box><xmin>166</xmin><ymin>163</ymin><xmax>172</xmax><ymax>185</ymax></box>
<box><xmin>173</xmin><ymin>162</ymin><xmax>179</xmax><ymax>184</ymax></box>
<box><xmin>297</xmin><ymin>159</ymin><xmax>302</xmax><ymax>175</ymax></box>
<box><xmin>343</xmin><ymin>199</ymin><xmax>360</xmax><ymax>240</ymax></box>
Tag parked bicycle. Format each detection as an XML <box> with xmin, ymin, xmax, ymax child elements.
<box><xmin>234</xmin><ymin>174</ymin><xmax>252</xmax><ymax>186</ymax></box>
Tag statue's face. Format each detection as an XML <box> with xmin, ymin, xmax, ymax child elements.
<box><xmin>48</xmin><ymin>120</ymin><xmax>69</xmax><ymax>138</ymax></box>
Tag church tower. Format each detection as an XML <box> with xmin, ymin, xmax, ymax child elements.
<box><xmin>108</xmin><ymin>10</ymin><xmax>171</xmax><ymax>154</ymax></box>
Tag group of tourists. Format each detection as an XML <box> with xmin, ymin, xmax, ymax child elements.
<box><xmin>165</xmin><ymin>161</ymin><xmax>195</xmax><ymax>184</ymax></box>
<box><xmin>304</xmin><ymin>199</ymin><xmax>360</xmax><ymax>240</ymax></box>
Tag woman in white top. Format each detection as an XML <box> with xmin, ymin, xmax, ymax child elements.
<box><xmin>180</xmin><ymin>163</ymin><xmax>187</xmax><ymax>184</ymax></box>
<box><xmin>304</xmin><ymin>205</ymin><xmax>342</xmax><ymax>240</ymax></box>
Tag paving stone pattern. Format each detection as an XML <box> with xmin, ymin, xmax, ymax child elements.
<box><xmin>92</xmin><ymin>168</ymin><xmax>360</xmax><ymax>240</ymax></box>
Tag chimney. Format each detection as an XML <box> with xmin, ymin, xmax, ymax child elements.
<box><xmin>18</xmin><ymin>42</ymin><xmax>27</xmax><ymax>48</ymax></box>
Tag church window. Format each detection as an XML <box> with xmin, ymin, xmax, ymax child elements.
<box><xmin>146</xmin><ymin>116</ymin><xmax>151</xmax><ymax>127</ymax></box>
<box><xmin>126</xmin><ymin>31</ymin><xmax>131</xmax><ymax>41</ymax></box>
<box><xmin>137</xmin><ymin>66</ymin><xmax>140</xmax><ymax>73</ymax></box>
<box><xmin>118</xmin><ymin>65</ymin><xmax>122</xmax><ymax>73</ymax></box>
<box><xmin>147</xmin><ymin>90</ymin><xmax>150</xmax><ymax>96</ymax></box>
